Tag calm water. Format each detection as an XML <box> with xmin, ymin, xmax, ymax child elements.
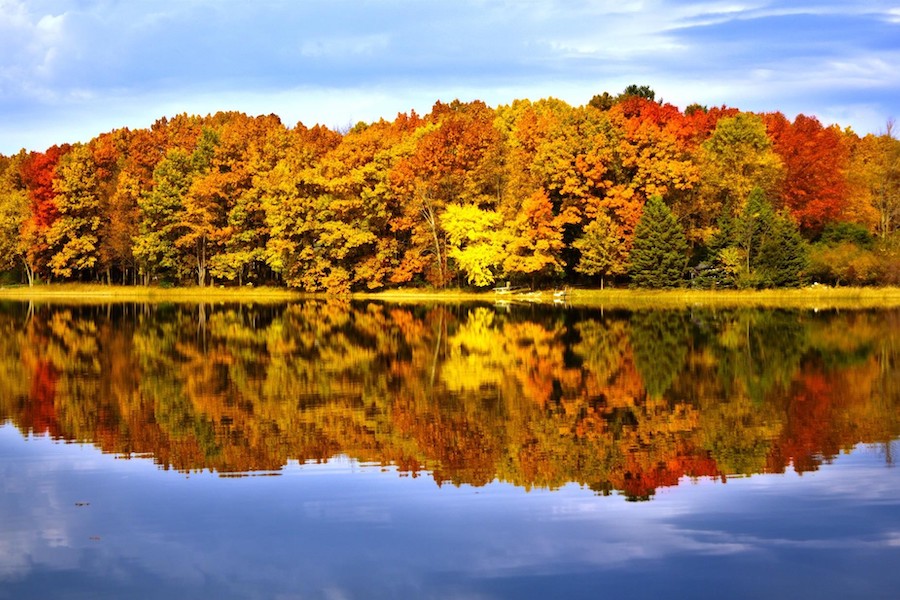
<box><xmin>0</xmin><ymin>301</ymin><xmax>898</xmax><ymax>599</ymax></box>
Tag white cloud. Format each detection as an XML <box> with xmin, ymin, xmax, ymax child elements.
<box><xmin>0</xmin><ymin>0</ymin><xmax>898</xmax><ymax>153</ymax></box>
<box><xmin>0</xmin><ymin>1</ymin><xmax>70</xmax><ymax>103</ymax></box>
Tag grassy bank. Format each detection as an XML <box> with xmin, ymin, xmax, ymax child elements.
<box><xmin>0</xmin><ymin>283</ymin><xmax>303</xmax><ymax>304</ymax></box>
<box><xmin>562</xmin><ymin>286</ymin><xmax>900</xmax><ymax>309</ymax></box>
<box><xmin>2</xmin><ymin>283</ymin><xmax>900</xmax><ymax>310</ymax></box>
<box><xmin>359</xmin><ymin>286</ymin><xmax>900</xmax><ymax>310</ymax></box>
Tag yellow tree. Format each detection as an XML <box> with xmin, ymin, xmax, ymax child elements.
<box><xmin>0</xmin><ymin>152</ymin><xmax>31</xmax><ymax>283</ymax></box>
<box><xmin>47</xmin><ymin>144</ymin><xmax>102</xmax><ymax>279</ymax></box>
<box><xmin>390</xmin><ymin>101</ymin><xmax>502</xmax><ymax>287</ymax></box>
<box><xmin>177</xmin><ymin>115</ymin><xmax>281</xmax><ymax>287</ymax></box>
<box><xmin>502</xmin><ymin>189</ymin><xmax>566</xmax><ymax>285</ymax></box>
<box><xmin>211</xmin><ymin>113</ymin><xmax>291</xmax><ymax>285</ymax></box>
<box><xmin>697</xmin><ymin>113</ymin><xmax>783</xmax><ymax>239</ymax></box>
<box><xmin>175</xmin><ymin>127</ymin><xmax>222</xmax><ymax>286</ymax></box>
<box><xmin>573</xmin><ymin>210</ymin><xmax>626</xmax><ymax>288</ymax></box>
<box><xmin>846</xmin><ymin>126</ymin><xmax>900</xmax><ymax>239</ymax></box>
<box><xmin>317</xmin><ymin>116</ymin><xmax>418</xmax><ymax>291</ymax></box>
<box><xmin>496</xmin><ymin>100</ymin><xmax>612</xmax><ymax>280</ymax></box>
<box><xmin>842</xmin><ymin>129</ymin><xmax>882</xmax><ymax>231</ymax></box>
<box><xmin>260</xmin><ymin>122</ymin><xmax>350</xmax><ymax>291</ymax></box>
<box><xmin>441</xmin><ymin>202</ymin><xmax>507</xmax><ymax>287</ymax></box>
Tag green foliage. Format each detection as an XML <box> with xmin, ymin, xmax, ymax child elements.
<box><xmin>620</xmin><ymin>84</ymin><xmax>656</xmax><ymax>102</ymax></box>
<box><xmin>700</xmin><ymin>113</ymin><xmax>783</xmax><ymax>220</ymax></box>
<box><xmin>588</xmin><ymin>92</ymin><xmax>615</xmax><ymax>111</ymax></box>
<box><xmin>629</xmin><ymin>196</ymin><xmax>688</xmax><ymax>288</ymax></box>
<box><xmin>808</xmin><ymin>241</ymin><xmax>879</xmax><ymax>286</ymax></box>
<box><xmin>819</xmin><ymin>221</ymin><xmax>875</xmax><ymax>248</ymax></box>
<box><xmin>630</xmin><ymin>310</ymin><xmax>690</xmax><ymax>397</ymax></box>
<box><xmin>134</xmin><ymin>148</ymin><xmax>194</xmax><ymax>281</ymax></box>
<box><xmin>684</xmin><ymin>103</ymin><xmax>708</xmax><ymax>116</ymax></box>
<box><xmin>716</xmin><ymin>189</ymin><xmax>808</xmax><ymax>288</ymax></box>
<box><xmin>716</xmin><ymin>246</ymin><xmax>746</xmax><ymax>288</ymax></box>
<box><xmin>713</xmin><ymin>310</ymin><xmax>809</xmax><ymax>404</ymax></box>
<box><xmin>809</xmin><ymin>230</ymin><xmax>900</xmax><ymax>286</ymax></box>
<box><xmin>757</xmin><ymin>209</ymin><xmax>808</xmax><ymax>287</ymax></box>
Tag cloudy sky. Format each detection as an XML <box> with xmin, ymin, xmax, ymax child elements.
<box><xmin>1</xmin><ymin>0</ymin><xmax>898</xmax><ymax>154</ymax></box>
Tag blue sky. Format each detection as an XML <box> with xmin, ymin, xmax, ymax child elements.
<box><xmin>1</xmin><ymin>0</ymin><xmax>898</xmax><ymax>154</ymax></box>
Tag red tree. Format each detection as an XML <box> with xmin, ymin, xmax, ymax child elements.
<box><xmin>766</xmin><ymin>113</ymin><xmax>849</xmax><ymax>234</ymax></box>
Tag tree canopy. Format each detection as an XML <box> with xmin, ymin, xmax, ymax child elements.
<box><xmin>1</xmin><ymin>86</ymin><xmax>897</xmax><ymax>290</ymax></box>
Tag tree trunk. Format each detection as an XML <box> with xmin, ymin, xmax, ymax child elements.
<box><xmin>196</xmin><ymin>237</ymin><xmax>207</xmax><ymax>287</ymax></box>
<box><xmin>20</xmin><ymin>257</ymin><xmax>34</xmax><ymax>287</ymax></box>
<box><xmin>420</xmin><ymin>195</ymin><xmax>445</xmax><ymax>287</ymax></box>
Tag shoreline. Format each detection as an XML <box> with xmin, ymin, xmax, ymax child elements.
<box><xmin>357</xmin><ymin>286</ymin><xmax>900</xmax><ymax>309</ymax></box>
<box><xmin>1</xmin><ymin>283</ymin><xmax>900</xmax><ymax>309</ymax></box>
<box><xmin>0</xmin><ymin>284</ymin><xmax>304</xmax><ymax>304</ymax></box>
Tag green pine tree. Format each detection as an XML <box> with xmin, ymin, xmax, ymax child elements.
<box><xmin>719</xmin><ymin>188</ymin><xmax>808</xmax><ymax>288</ymax></box>
<box><xmin>629</xmin><ymin>195</ymin><xmax>689</xmax><ymax>288</ymax></box>
<box><xmin>757</xmin><ymin>209</ymin><xmax>808</xmax><ymax>287</ymax></box>
<box><xmin>733</xmin><ymin>187</ymin><xmax>775</xmax><ymax>277</ymax></box>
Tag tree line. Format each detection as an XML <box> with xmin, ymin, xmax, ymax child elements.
<box><xmin>1</xmin><ymin>87</ymin><xmax>898</xmax><ymax>291</ymax></box>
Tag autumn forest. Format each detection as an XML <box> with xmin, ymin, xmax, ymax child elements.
<box><xmin>1</xmin><ymin>87</ymin><xmax>899</xmax><ymax>291</ymax></box>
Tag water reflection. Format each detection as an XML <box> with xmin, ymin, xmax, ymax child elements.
<box><xmin>0</xmin><ymin>301</ymin><xmax>897</xmax><ymax>499</ymax></box>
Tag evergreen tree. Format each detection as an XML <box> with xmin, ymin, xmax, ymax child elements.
<box><xmin>719</xmin><ymin>188</ymin><xmax>808</xmax><ymax>288</ymax></box>
<box><xmin>629</xmin><ymin>195</ymin><xmax>688</xmax><ymax>288</ymax></box>
<box><xmin>630</xmin><ymin>310</ymin><xmax>690</xmax><ymax>397</ymax></box>
<box><xmin>732</xmin><ymin>187</ymin><xmax>775</xmax><ymax>279</ymax></box>
<box><xmin>757</xmin><ymin>209</ymin><xmax>808</xmax><ymax>287</ymax></box>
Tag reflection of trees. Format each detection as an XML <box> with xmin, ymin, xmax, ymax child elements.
<box><xmin>0</xmin><ymin>302</ymin><xmax>898</xmax><ymax>499</ymax></box>
<box><xmin>572</xmin><ymin>316</ymin><xmax>629</xmax><ymax>385</ymax></box>
<box><xmin>713</xmin><ymin>309</ymin><xmax>809</xmax><ymax>403</ymax></box>
<box><xmin>697</xmin><ymin>392</ymin><xmax>782</xmax><ymax>476</ymax></box>
<box><xmin>629</xmin><ymin>310</ymin><xmax>690</xmax><ymax>398</ymax></box>
<box><xmin>0</xmin><ymin>303</ymin><xmax>38</xmax><ymax>430</ymax></box>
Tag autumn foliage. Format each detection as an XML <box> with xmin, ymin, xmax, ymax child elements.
<box><xmin>1</xmin><ymin>89</ymin><xmax>899</xmax><ymax>290</ymax></box>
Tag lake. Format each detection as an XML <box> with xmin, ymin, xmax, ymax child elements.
<box><xmin>1</xmin><ymin>300</ymin><xmax>898</xmax><ymax>599</ymax></box>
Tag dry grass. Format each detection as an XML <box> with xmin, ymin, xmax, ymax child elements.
<box><xmin>359</xmin><ymin>286</ymin><xmax>900</xmax><ymax>310</ymax></box>
<box><xmin>563</xmin><ymin>286</ymin><xmax>900</xmax><ymax>310</ymax></box>
<box><xmin>2</xmin><ymin>283</ymin><xmax>899</xmax><ymax>310</ymax></box>
<box><xmin>0</xmin><ymin>283</ymin><xmax>303</xmax><ymax>304</ymax></box>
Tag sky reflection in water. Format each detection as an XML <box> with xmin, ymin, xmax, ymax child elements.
<box><xmin>1</xmin><ymin>425</ymin><xmax>898</xmax><ymax>600</ymax></box>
